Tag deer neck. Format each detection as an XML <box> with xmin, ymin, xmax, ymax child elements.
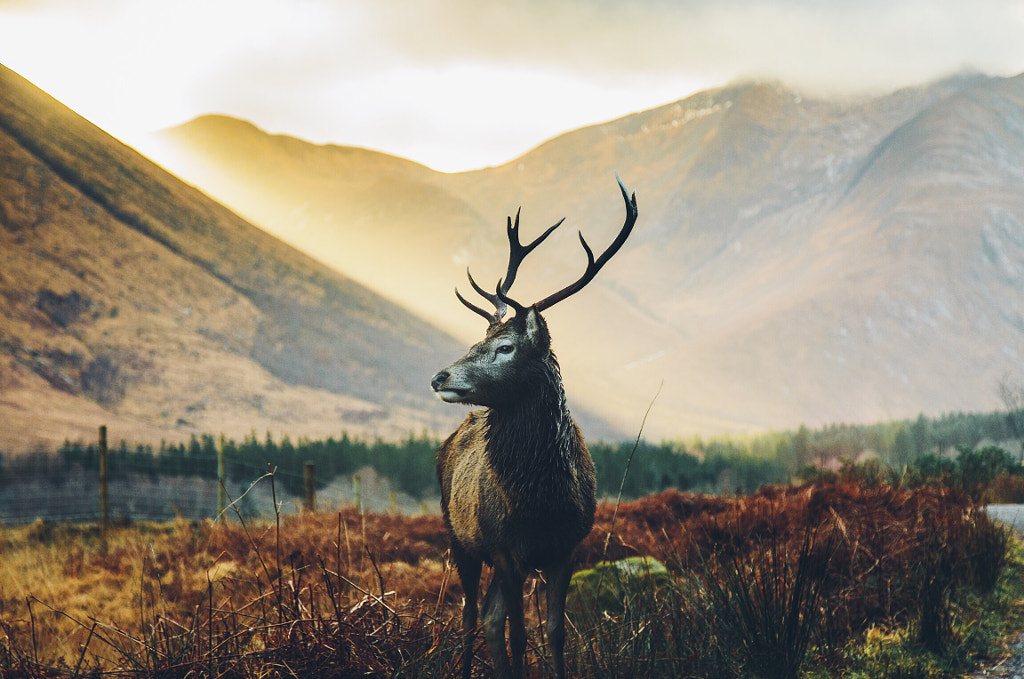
<box><xmin>484</xmin><ymin>356</ymin><xmax>575</xmax><ymax>480</ymax></box>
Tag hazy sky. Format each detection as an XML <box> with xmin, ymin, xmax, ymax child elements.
<box><xmin>3</xmin><ymin>0</ymin><xmax>1024</xmax><ymax>171</ymax></box>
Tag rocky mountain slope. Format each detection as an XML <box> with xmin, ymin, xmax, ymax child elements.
<box><xmin>151</xmin><ymin>73</ymin><xmax>1024</xmax><ymax>438</ymax></box>
<box><xmin>0</xmin><ymin>63</ymin><xmax>476</xmax><ymax>452</ymax></box>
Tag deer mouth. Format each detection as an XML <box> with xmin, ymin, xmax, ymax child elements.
<box><xmin>435</xmin><ymin>388</ymin><xmax>470</xmax><ymax>403</ymax></box>
<box><xmin>431</xmin><ymin>370</ymin><xmax>474</xmax><ymax>403</ymax></box>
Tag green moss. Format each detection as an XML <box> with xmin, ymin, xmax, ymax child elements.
<box><xmin>567</xmin><ymin>556</ymin><xmax>672</xmax><ymax>614</ymax></box>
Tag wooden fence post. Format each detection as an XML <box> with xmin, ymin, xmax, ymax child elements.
<box><xmin>98</xmin><ymin>425</ymin><xmax>109</xmax><ymax>544</ymax></box>
<box><xmin>217</xmin><ymin>435</ymin><xmax>227</xmax><ymax>521</ymax></box>
<box><xmin>303</xmin><ymin>462</ymin><xmax>316</xmax><ymax>512</ymax></box>
<box><xmin>353</xmin><ymin>473</ymin><xmax>362</xmax><ymax>513</ymax></box>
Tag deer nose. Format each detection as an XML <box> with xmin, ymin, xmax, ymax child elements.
<box><xmin>430</xmin><ymin>371</ymin><xmax>450</xmax><ymax>392</ymax></box>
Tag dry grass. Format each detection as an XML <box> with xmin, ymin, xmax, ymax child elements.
<box><xmin>0</xmin><ymin>479</ymin><xmax>1015</xmax><ymax>678</ymax></box>
<box><xmin>0</xmin><ymin>500</ymin><xmax>457</xmax><ymax>676</ymax></box>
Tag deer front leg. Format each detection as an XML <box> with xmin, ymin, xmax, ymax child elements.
<box><xmin>500</xmin><ymin>569</ymin><xmax>527</xmax><ymax>679</ymax></box>
<box><xmin>481</xmin><ymin>571</ymin><xmax>511</xmax><ymax>678</ymax></box>
<box><xmin>453</xmin><ymin>546</ymin><xmax>482</xmax><ymax>679</ymax></box>
<box><xmin>545</xmin><ymin>558</ymin><xmax>573</xmax><ymax>679</ymax></box>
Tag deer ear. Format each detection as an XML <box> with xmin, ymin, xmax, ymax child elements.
<box><xmin>524</xmin><ymin>307</ymin><xmax>549</xmax><ymax>348</ymax></box>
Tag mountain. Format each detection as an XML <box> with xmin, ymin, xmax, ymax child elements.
<box><xmin>150</xmin><ymin>73</ymin><xmax>1024</xmax><ymax>439</ymax></box>
<box><xmin>0</xmin><ymin>63</ymin><xmax>483</xmax><ymax>453</ymax></box>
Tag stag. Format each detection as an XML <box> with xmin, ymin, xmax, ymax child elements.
<box><xmin>431</xmin><ymin>176</ymin><xmax>638</xmax><ymax>679</ymax></box>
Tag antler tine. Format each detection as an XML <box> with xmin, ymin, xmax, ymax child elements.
<box><xmin>466</xmin><ymin>268</ymin><xmax>506</xmax><ymax>321</ymax></box>
<box><xmin>455</xmin><ymin>283</ymin><xmax>499</xmax><ymax>324</ymax></box>
<box><xmin>532</xmin><ymin>175</ymin><xmax>638</xmax><ymax>313</ymax></box>
<box><xmin>456</xmin><ymin>209</ymin><xmax>566</xmax><ymax>325</ymax></box>
<box><xmin>501</xmin><ymin>209</ymin><xmax>565</xmax><ymax>295</ymax></box>
<box><xmin>496</xmin><ymin>278</ymin><xmax>527</xmax><ymax>316</ymax></box>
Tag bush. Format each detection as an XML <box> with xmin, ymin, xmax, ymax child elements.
<box><xmin>34</xmin><ymin>288</ymin><xmax>92</xmax><ymax>327</ymax></box>
<box><xmin>983</xmin><ymin>474</ymin><xmax>1024</xmax><ymax>503</ymax></box>
<box><xmin>955</xmin><ymin>446</ymin><xmax>1018</xmax><ymax>500</ymax></box>
<box><xmin>690</xmin><ymin>504</ymin><xmax>839</xmax><ymax>679</ymax></box>
<box><xmin>567</xmin><ymin>556</ymin><xmax>673</xmax><ymax>615</ymax></box>
<box><xmin>81</xmin><ymin>353</ymin><xmax>126</xmax><ymax>406</ymax></box>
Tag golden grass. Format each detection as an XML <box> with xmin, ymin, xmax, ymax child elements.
<box><xmin>0</xmin><ymin>508</ymin><xmax>451</xmax><ymax>672</ymax></box>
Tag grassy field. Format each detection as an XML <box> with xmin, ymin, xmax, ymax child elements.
<box><xmin>1</xmin><ymin>475</ymin><xmax>1022</xmax><ymax>678</ymax></box>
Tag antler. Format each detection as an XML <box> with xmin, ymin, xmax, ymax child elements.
<box><xmin>532</xmin><ymin>174</ymin><xmax>637</xmax><ymax>313</ymax></box>
<box><xmin>456</xmin><ymin>175</ymin><xmax>637</xmax><ymax>323</ymax></box>
<box><xmin>456</xmin><ymin>208</ymin><xmax>564</xmax><ymax>325</ymax></box>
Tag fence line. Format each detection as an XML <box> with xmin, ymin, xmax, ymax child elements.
<box><xmin>99</xmin><ymin>424</ymin><xmax>108</xmax><ymax>537</ymax></box>
<box><xmin>0</xmin><ymin>427</ymin><xmax>423</xmax><ymax>526</ymax></box>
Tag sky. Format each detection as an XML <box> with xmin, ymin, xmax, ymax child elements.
<box><xmin>2</xmin><ymin>0</ymin><xmax>1024</xmax><ymax>172</ymax></box>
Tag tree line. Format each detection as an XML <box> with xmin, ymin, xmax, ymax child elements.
<box><xmin>1</xmin><ymin>407</ymin><xmax>1020</xmax><ymax>505</ymax></box>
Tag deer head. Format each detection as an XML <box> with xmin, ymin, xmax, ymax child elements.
<box><xmin>431</xmin><ymin>175</ymin><xmax>638</xmax><ymax>407</ymax></box>
<box><xmin>430</xmin><ymin>307</ymin><xmax>551</xmax><ymax>406</ymax></box>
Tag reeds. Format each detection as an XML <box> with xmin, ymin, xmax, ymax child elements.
<box><xmin>692</xmin><ymin>507</ymin><xmax>838</xmax><ymax>679</ymax></box>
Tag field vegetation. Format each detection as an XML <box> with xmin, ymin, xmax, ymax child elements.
<box><xmin>1</xmin><ymin>464</ymin><xmax>1022</xmax><ymax>678</ymax></box>
<box><xmin>2</xmin><ymin>407</ymin><xmax>1024</xmax><ymax>676</ymax></box>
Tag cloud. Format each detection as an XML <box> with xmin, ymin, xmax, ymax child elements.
<box><xmin>3</xmin><ymin>0</ymin><xmax>1024</xmax><ymax>170</ymax></box>
<box><xmin>361</xmin><ymin>0</ymin><xmax>1024</xmax><ymax>91</ymax></box>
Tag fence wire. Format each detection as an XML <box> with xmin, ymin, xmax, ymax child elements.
<box><xmin>0</xmin><ymin>456</ymin><xmax>300</xmax><ymax>525</ymax></box>
<box><xmin>0</xmin><ymin>453</ymin><xmax>438</xmax><ymax>525</ymax></box>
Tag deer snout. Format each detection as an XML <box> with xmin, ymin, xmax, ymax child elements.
<box><xmin>432</xmin><ymin>369</ymin><xmax>473</xmax><ymax>403</ymax></box>
<box><xmin>430</xmin><ymin>371</ymin><xmax>450</xmax><ymax>392</ymax></box>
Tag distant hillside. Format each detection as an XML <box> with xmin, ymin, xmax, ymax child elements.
<box><xmin>152</xmin><ymin>73</ymin><xmax>1024</xmax><ymax>438</ymax></box>
<box><xmin>0</xmin><ymin>63</ymin><xmax>478</xmax><ymax>452</ymax></box>
<box><xmin>144</xmin><ymin>115</ymin><xmax>488</xmax><ymax>339</ymax></box>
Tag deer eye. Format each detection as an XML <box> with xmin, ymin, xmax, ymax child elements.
<box><xmin>495</xmin><ymin>344</ymin><xmax>515</xmax><ymax>355</ymax></box>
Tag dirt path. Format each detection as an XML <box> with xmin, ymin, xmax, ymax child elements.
<box><xmin>966</xmin><ymin>505</ymin><xmax>1024</xmax><ymax>678</ymax></box>
<box><xmin>966</xmin><ymin>633</ymin><xmax>1024</xmax><ymax>678</ymax></box>
<box><xmin>986</xmin><ymin>506</ymin><xmax>1024</xmax><ymax>534</ymax></box>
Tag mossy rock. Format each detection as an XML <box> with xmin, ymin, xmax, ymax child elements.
<box><xmin>567</xmin><ymin>556</ymin><xmax>673</xmax><ymax>615</ymax></box>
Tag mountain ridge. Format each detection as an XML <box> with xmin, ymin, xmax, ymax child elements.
<box><xmin>151</xmin><ymin>72</ymin><xmax>1024</xmax><ymax>438</ymax></box>
<box><xmin>0</xmin><ymin>63</ymin><xmax>493</xmax><ymax>452</ymax></box>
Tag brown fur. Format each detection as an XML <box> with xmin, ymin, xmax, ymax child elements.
<box><xmin>433</xmin><ymin>310</ymin><xmax>596</xmax><ymax>679</ymax></box>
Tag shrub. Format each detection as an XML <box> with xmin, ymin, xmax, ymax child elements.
<box><xmin>983</xmin><ymin>474</ymin><xmax>1024</xmax><ymax>503</ymax></box>
<box><xmin>691</xmin><ymin>505</ymin><xmax>839</xmax><ymax>679</ymax></box>
<box><xmin>81</xmin><ymin>353</ymin><xmax>126</xmax><ymax>406</ymax></box>
<box><xmin>34</xmin><ymin>288</ymin><xmax>92</xmax><ymax>328</ymax></box>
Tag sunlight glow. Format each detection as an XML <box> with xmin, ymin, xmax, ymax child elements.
<box><xmin>2</xmin><ymin>0</ymin><xmax>1024</xmax><ymax>171</ymax></box>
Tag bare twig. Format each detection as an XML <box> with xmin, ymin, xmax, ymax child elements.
<box><xmin>602</xmin><ymin>381</ymin><xmax>663</xmax><ymax>559</ymax></box>
<box><xmin>320</xmin><ymin>566</ymin><xmax>397</xmax><ymax>615</ymax></box>
<box><xmin>27</xmin><ymin>597</ymin><xmax>117</xmax><ymax>659</ymax></box>
<box><xmin>71</xmin><ymin>620</ymin><xmax>98</xmax><ymax>678</ymax></box>
<box><xmin>270</xmin><ymin>463</ymin><xmax>285</xmax><ymax>622</ymax></box>
<box><xmin>26</xmin><ymin>596</ymin><xmax>38</xmax><ymax>667</ymax></box>
<box><xmin>434</xmin><ymin>550</ymin><xmax>454</xmax><ymax>618</ymax></box>
<box><xmin>364</xmin><ymin>545</ymin><xmax>393</xmax><ymax>635</ymax></box>
<box><xmin>223</xmin><ymin>472</ymin><xmax>278</xmax><ymax>597</ymax></box>
<box><xmin>216</xmin><ymin>469</ymin><xmax>274</xmax><ymax>522</ymax></box>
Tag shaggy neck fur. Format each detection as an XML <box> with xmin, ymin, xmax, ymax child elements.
<box><xmin>483</xmin><ymin>352</ymin><xmax>576</xmax><ymax>494</ymax></box>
